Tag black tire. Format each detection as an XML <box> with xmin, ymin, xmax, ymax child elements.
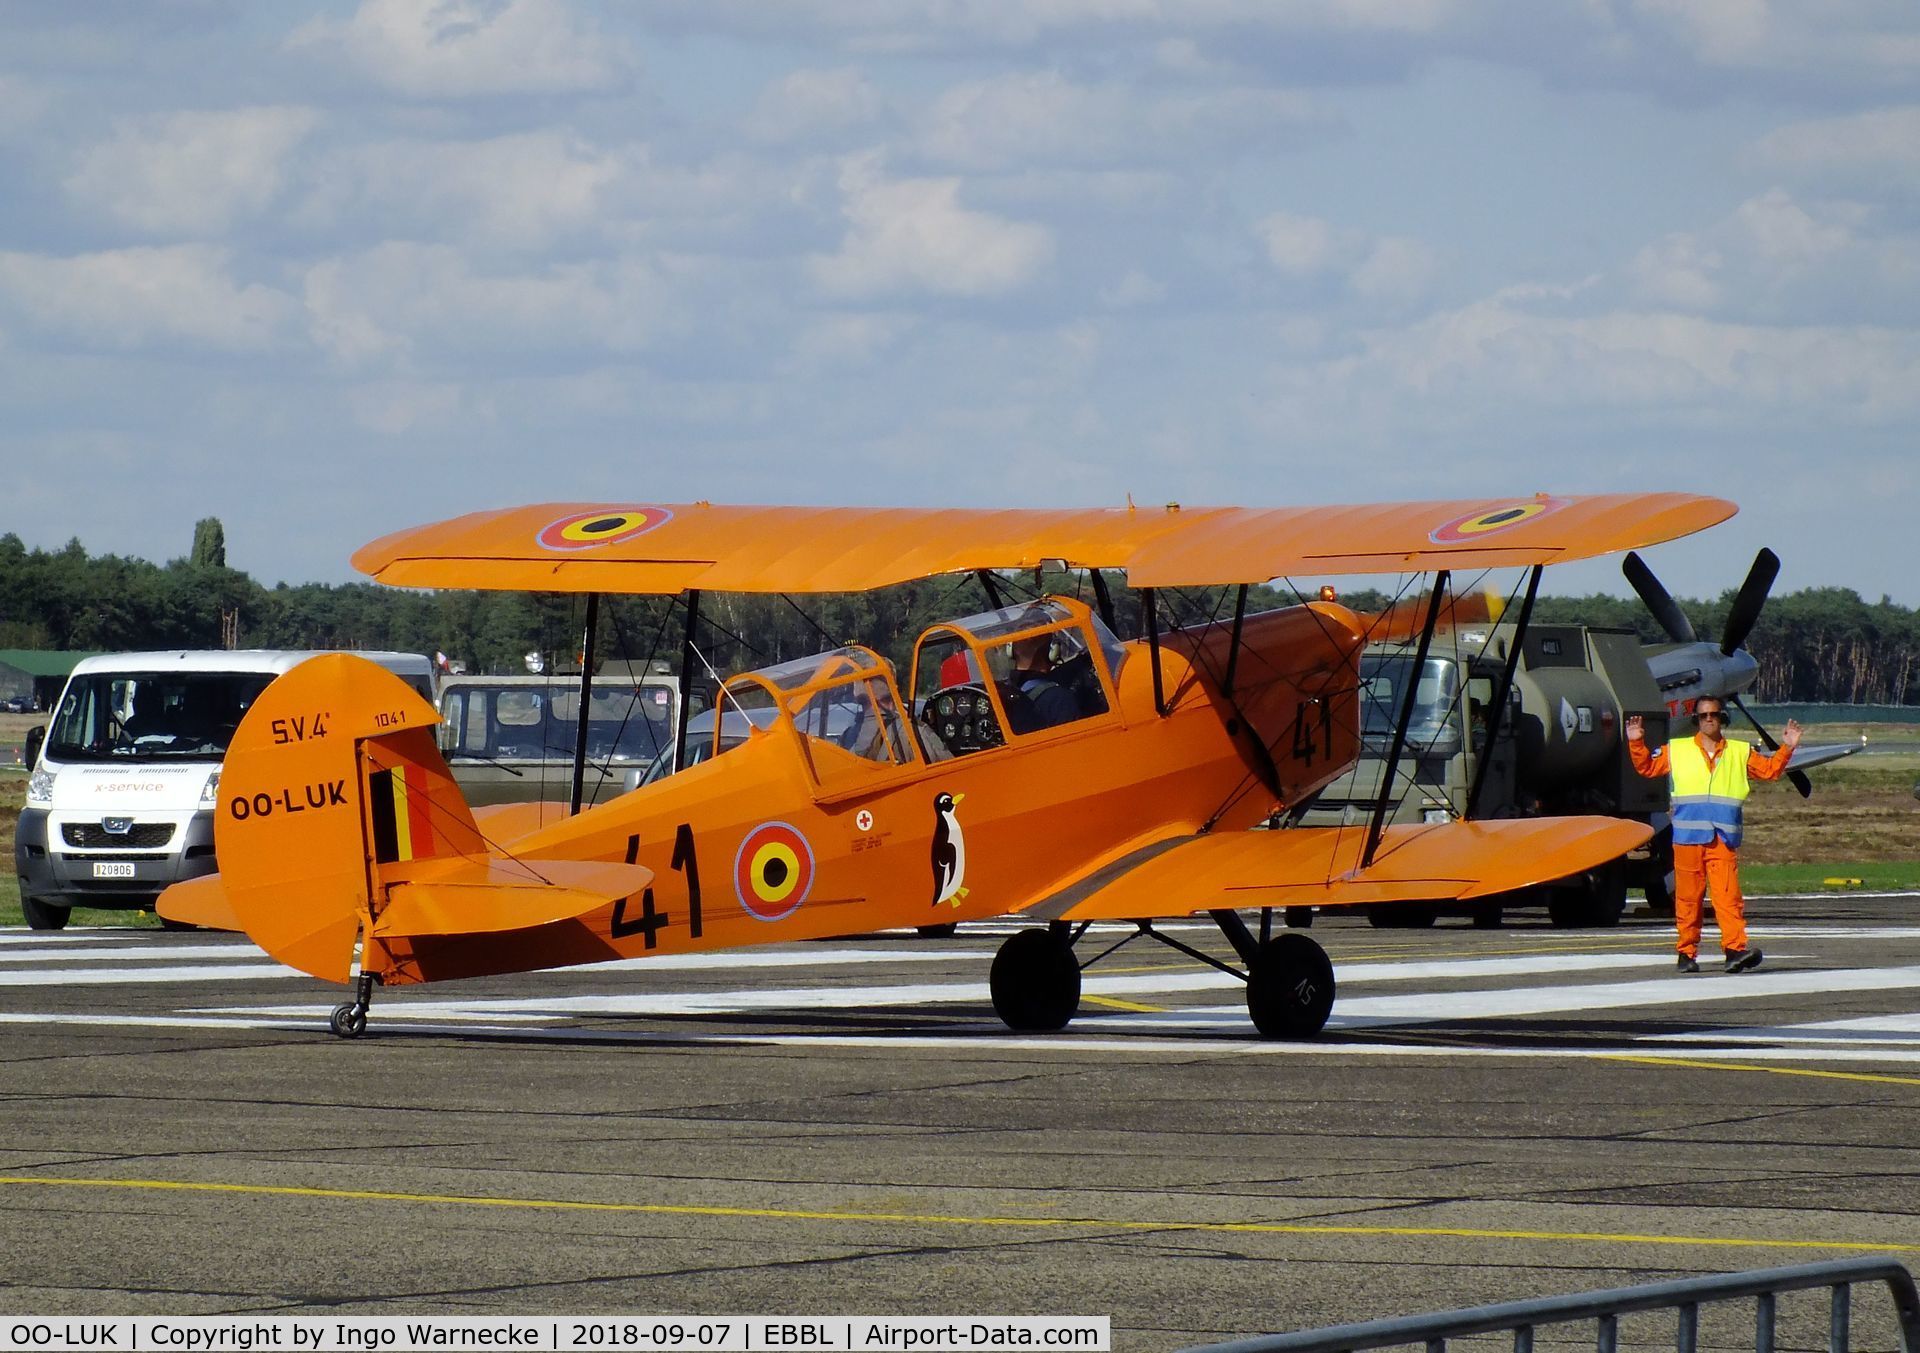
<box><xmin>989</xmin><ymin>929</ymin><xmax>1080</xmax><ymax>1031</ymax></box>
<box><xmin>1246</xmin><ymin>933</ymin><xmax>1336</xmax><ymax>1039</ymax></box>
<box><xmin>328</xmin><ymin>1004</ymin><xmax>368</xmax><ymax>1038</ymax></box>
<box><xmin>1283</xmin><ymin>907</ymin><xmax>1314</xmax><ymax>929</ymax></box>
<box><xmin>1470</xmin><ymin>903</ymin><xmax>1503</xmax><ymax>929</ymax></box>
<box><xmin>1548</xmin><ymin>863</ymin><xmax>1627</xmax><ymax>928</ymax></box>
<box><xmin>916</xmin><ymin>923</ymin><xmax>959</xmax><ymax>939</ymax></box>
<box><xmin>21</xmin><ymin>896</ymin><xmax>70</xmax><ymax>931</ymax></box>
<box><xmin>1642</xmin><ymin>869</ymin><xmax>1675</xmax><ymax>918</ymax></box>
<box><xmin>1366</xmin><ymin>904</ymin><xmax>1438</xmax><ymax>929</ymax></box>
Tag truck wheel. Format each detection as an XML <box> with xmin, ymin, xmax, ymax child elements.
<box><xmin>1367</xmin><ymin>904</ymin><xmax>1437</xmax><ymax>929</ymax></box>
<box><xmin>1642</xmin><ymin>870</ymin><xmax>1675</xmax><ymax>918</ymax></box>
<box><xmin>1470</xmin><ymin>903</ymin><xmax>1503</xmax><ymax>929</ymax></box>
<box><xmin>1548</xmin><ymin>865</ymin><xmax>1626</xmax><ymax>928</ymax></box>
<box><xmin>21</xmin><ymin>896</ymin><xmax>71</xmax><ymax>931</ymax></box>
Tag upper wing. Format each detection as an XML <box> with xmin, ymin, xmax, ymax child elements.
<box><xmin>1026</xmin><ymin>817</ymin><xmax>1654</xmax><ymax>921</ymax></box>
<box><xmin>352</xmin><ymin>495</ymin><xmax>1735</xmax><ymax>594</ymax></box>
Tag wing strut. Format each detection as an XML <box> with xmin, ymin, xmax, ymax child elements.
<box><xmin>1467</xmin><ymin>563</ymin><xmax>1541</xmax><ymax>817</ymax></box>
<box><xmin>673</xmin><ymin>589</ymin><xmax>702</xmax><ymax>773</ymax></box>
<box><xmin>568</xmin><ymin>591</ymin><xmax>601</xmax><ymax>815</ymax></box>
<box><xmin>1089</xmin><ymin>568</ymin><xmax>1118</xmax><ymax>632</ymax></box>
<box><xmin>1142</xmin><ymin>588</ymin><xmax>1166</xmax><ymax>716</ymax></box>
<box><xmin>1362</xmin><ymin>570</ymin><xmax>1450</xmax><ymax>868</ymax></box>
<box><xmin>1221</xmin><ymin>584</ymin><xmax>1250</xmax><ymax>698</ymax></box>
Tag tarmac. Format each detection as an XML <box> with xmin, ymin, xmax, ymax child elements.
<box><xmin>3</xmin><ymin>897</ymin><xmax>1919</xmax><ymax>1350</ymax></box>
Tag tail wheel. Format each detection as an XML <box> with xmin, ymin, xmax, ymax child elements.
<box><xmin>1246</xmin><ymin>933</ymin><xmax>1336</xmax><ymax>1039</ymax></box>
<box><xmin>328</xmin><ymin>1003</ymin><xmax>368</xmax><ymax>1038</ymax></box>
<box><xmin>989</xmin><ymin>929</ymin><xmax>1080</xmax><ymax>1032</ymax></box>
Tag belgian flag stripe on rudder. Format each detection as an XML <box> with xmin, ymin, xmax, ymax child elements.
<box><xmin>401</xmin><ymin>762</ymin><xmax>435</xmax><ymax>860</ymax></box>
<box><xmin>369</xmin><ymin>769</ymin><xmax>400</xmax><ymax>864</ymax></box>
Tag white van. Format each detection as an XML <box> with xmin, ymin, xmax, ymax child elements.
<box><xmin>14</xmin><ymin>650</ymin><xmax>435</xmax><ymax>930</ymax></box>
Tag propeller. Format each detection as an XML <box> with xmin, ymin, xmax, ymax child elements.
<box><xmin>1626</xmin><ymin>546</ymin><xmax>1811</xmax><ymax>796</ymax></box>
<box><xmin>1622</xmin><ymin>551</ymin><xmax>1697</xmax><ymax>644</ymax></box>
<box><xmin>1720</xmin><ymin>547</ymin><xmax>1779</xmax><ymax>656</ymax></box>
<box><xmin>1733</xmin><ymin>693</ymin><xmax>1813</xmax><ymax>799</ymax></box>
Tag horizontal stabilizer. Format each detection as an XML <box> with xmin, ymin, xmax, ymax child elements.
<box><xmin>1052</xmin><ymin>816</ymin><xmax>1653</xmax><ymax>921</ymax></box>
<box><xmin>375</xmin><ymin>858</ymin><xmax>655</xmax><ymax>938</ymax></box>
<box><xmin>156</xmin><ymin>874</ymin><xmax>241</xmax><ymax>932</ymax></box>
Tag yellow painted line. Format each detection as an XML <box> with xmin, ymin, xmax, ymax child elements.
<box><xmin>1080</xmin><ymin>994</ymin><xmax>1169</xmax><ymax>1013</ymax></box>
<box><xmin>0</xmin><ymin>1176</ymin><xmax>1913</xmax><ymax>1254</ymax></box>
<box><xmin>1601</xmin><ymin>1054</ymin><xmax>1920</xmax><ymax>1088</ymax></box>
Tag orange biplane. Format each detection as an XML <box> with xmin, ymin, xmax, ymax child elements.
<box><xmin>160</xmin><ymin>493</ymin><xmax>1734</xmax><ymax>1039</ymax></box>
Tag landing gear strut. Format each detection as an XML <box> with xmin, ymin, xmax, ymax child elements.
<box><xmin>329</xmin><ymin>973</ymin><xmax>375</xmax><ymax>1038</ymax></box>
<box><xmin>986</xmin><ymin>910</ymin><xmax>1338</xmax><ymax>1040</ymax></box>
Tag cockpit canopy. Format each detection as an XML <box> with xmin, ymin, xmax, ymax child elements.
<box><xmin>643</xmin><ymin>597</ymin><xmax>1127</xmax><ymax>792</ymax></box>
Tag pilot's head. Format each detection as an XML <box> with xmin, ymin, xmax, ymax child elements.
<box><xmin>1012</xmin><ymin>633</ymin><xmax>1051</xmax><ymax>671</ymax></box>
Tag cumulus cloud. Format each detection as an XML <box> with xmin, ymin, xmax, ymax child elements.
<box><xmin>1622</xmin><ymin>188</ymin><xmax>1920</xmax><ymax>325</ymax></box>
<box><xmin>917</xmin><ymin>71</ymin><xmax>1333</xmax><ymax>171</ymax></box>
<box><xmin>300</xmin><ymin>131</ymin><xmax>623</xmax><ymax>249</ymax></box>
<box><xmin>302</xmin><ymin>242</ymin><xmax>662</xmax><ymax>367</ymax></box>
<box><xmin>0</xmin><ymin>246</ymin><xmax>298</xmax><ymax>352</ymax></box>
<box><xmin>744</xmin><ymin>67</ymin><xmax>887</xmax><ymax>146</ymax></box>
<box><xmin>1278</xmin><ymin>287</ymin><xmax>1920</xmax><ymax>424</ymax></box>
<box><xmin>64</xmin><ymin>106</ymin><xmax>319</xmax><ymax>236</ymax></box>
<box><xmin>1257</xmin><ymin>210</ymin><xmax>1435</xmax><ymax>303</ymax></box>
<box><xmin>1749</xmin><ymin>106</ymin><xmax>1920</xmax><ymax>182</ymax></box>
<box><xmin>809</xmin><ymin>155</ymin><xmax>1054</xmax><ymax>300</ymax></box>
<box><xmin>289</xmin><ymin>0</ymin><xmax>631</xmax><ymax>97</ymax></box>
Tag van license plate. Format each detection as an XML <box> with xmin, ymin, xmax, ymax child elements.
<box><xmin>92</xmin><ymin>862</ymin><xmax>136</xmax><ymax>878</ymax></box>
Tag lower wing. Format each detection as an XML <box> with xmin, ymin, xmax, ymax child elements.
<box><xmin>1037</xmin><ymin>817</ymin><xmax>1652</xmax><ymax>921</ymax></box>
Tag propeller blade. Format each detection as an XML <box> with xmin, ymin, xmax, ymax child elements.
<box><xmin>1622</xmin><ymin>551</ymin><xmax>1697</xmax><ymax>644</ymax></box>
<box><xmin>1720</xmin><ymin>547</ymin><xmax>1780</xmax><ymax>656</ymax></box>
<box><xmin>1732</xmin><ymin>694</ymin><xmax>1812</xmax><ymax>799</ymax></box>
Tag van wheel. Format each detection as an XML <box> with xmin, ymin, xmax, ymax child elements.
<box><xmin>21</xmin><ymin>897</ymin><xmax>71</xmax><ymax>931</ymax></box>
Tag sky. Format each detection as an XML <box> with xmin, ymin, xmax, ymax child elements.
<box><xmin>1</xmin><ymin>0</ymin><xmax>1916</xmax><ymax>610</ymax></box>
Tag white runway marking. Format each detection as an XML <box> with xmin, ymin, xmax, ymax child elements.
<box><xmin>0</xmin><ymin>963</ymin><xmax>298</xmax><ymax>986</ymax></box>
<box><xmin>8</xmin><ymin>920</ymin><xmax>1920</xmax><ymax>1066</ymax></box>
<box><xmin>195</xmin><ymin>952</ymin><xmax>1683</xmax><ymax>1021</ymax></box>
<box><xmin>0</xmin><ymin>943</ymin><xmax>264</xmax><ymax>964</ymax></box>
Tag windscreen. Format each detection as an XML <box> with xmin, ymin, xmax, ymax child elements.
<box><xmin>46</xmin><ymin>672</ymin><xmax>274</xmax><ymax>763</ymax></box>
<box><xmin>443</xmin><ymin>683</ymin><xmax>673</xmax><ymax>764</ymax></box>
<box><xmin>1357</xmin><ymin>655</ymin><xmax>1459</xmax><ymax>746</ymax></box>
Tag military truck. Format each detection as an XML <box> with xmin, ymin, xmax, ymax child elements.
<box><xmin>436</xmin><ymin>664</ymin><xmax>687</xmax><ymax>807</ymax></box>
<box><xmin>1295</xmin><ymin>623</ymin><xmax>1673</xmax><ymax>927</ymax></box>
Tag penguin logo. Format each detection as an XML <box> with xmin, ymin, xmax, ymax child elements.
<box><xmin>930</xmin><ymin>791</ymin><xmax>968</xmax><ymax>908</ymax></box>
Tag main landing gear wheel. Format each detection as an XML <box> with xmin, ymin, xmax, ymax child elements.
<box><xmin>990</xmin><ymin>928</ymin><xmax>1080</xmax><ymax>1032</ymax></box>
<box><xmin>1246</xmin><ymin>933</ymin><xmax>1335</xmax><ymax>1040</ymax></box>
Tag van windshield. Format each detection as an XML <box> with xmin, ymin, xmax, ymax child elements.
<box><xmin>46</xmin><ymin>672</ymin><xmax>274</xmax><ymax>764</ymax></box>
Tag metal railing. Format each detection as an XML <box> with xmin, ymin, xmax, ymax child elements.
<box><xmin>1183</xmin><ymin>1260</ymin><xmax>1920</xmax><ymax>1353</ymax></box>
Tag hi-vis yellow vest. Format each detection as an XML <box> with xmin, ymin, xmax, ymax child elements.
<box><xmin>1669</xmin><ymin>736</ymin><xmax>1752</xmax><ymax>848</ymax></box>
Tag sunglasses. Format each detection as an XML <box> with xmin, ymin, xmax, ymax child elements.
<box><xmin>1693</xmin><ymin>709</ymin><xmax>1727</xmax><ymax>721</ymax></box>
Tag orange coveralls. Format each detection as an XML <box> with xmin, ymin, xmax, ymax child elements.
<box><xmin>1629</xmin><ymin>734</ymin><xmax>1794</xmax><ymax>957</ymax></box>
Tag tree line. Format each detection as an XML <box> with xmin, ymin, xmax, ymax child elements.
<box><xmin>2</xmin><ymin>523</ymin><xmax>1915</xmax><ymax>705</ymax></box>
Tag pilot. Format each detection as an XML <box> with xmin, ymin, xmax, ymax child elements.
<box><xmin>1007</xmin><ymin>632</ymin><xmax>1080</xmax><ymax>733</ymax></box>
